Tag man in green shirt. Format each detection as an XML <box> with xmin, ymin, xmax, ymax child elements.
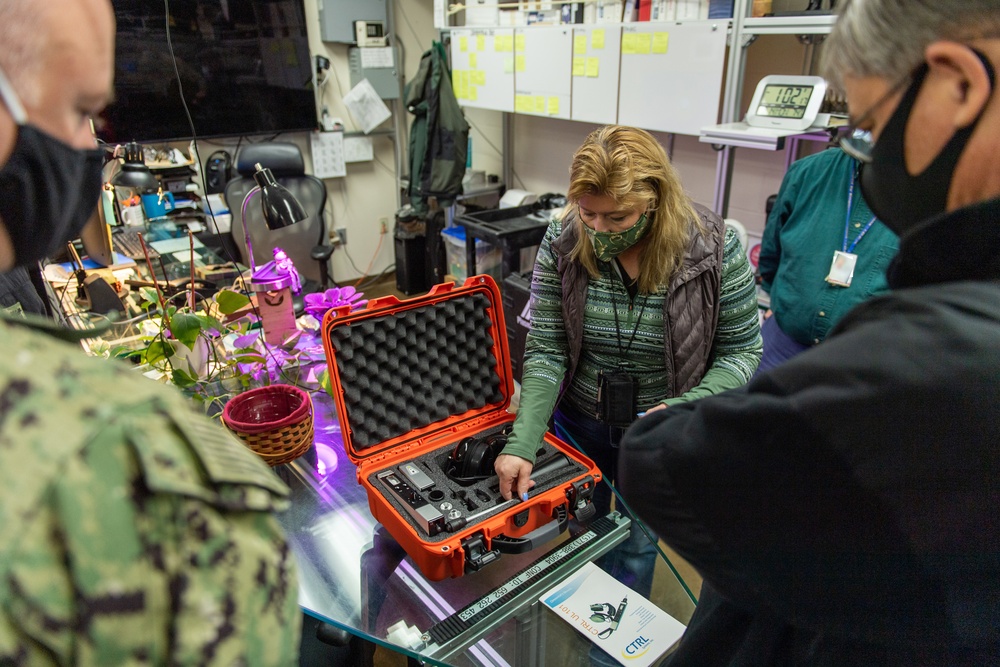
<box><xmin>757</xmin><ymin>147</ymin><xmax>898</xmax><ymax>371</ymax></box>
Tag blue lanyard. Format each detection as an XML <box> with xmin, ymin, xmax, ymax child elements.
<box><xmin>843</xmin><ymin>171</ymin><xmax>878</xmax><ymax>254</ymax></box>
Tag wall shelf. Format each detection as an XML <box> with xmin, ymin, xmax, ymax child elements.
<box><xmin>742</xmin><ymin>14</ymin><xmax>836</xmax><ymax>36</ymax></box>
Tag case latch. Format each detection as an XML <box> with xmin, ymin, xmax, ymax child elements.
<box><xmin>567</xmin><ymin>475</ymin><xmax>597</xmax><ymax>523</ymax></box>
<box><xmin>461</xmin><ymin>533</ymin><xmax>500</xmax><ymax>573</ymax></box>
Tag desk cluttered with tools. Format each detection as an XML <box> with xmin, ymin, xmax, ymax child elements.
<box><xmin>43</xmin><ymin>217</ymin><xmax>243</xmax><ymax>326</ymax></box>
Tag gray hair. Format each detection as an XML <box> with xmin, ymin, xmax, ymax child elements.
<box><xmin>822</xmin><ymin>0</ymin><xmax>1000</xmax><ymax>90</ymax></box>
<box><xmin>0</xmin><ymin>0</ymin><xmax>49</xmax><ymax>107</ymax></box>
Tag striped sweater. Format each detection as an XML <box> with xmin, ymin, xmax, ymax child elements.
<box><xmin>503</xmin><ymin>219</ymin><xmax>762</xmax><ymax>462</ymax></box>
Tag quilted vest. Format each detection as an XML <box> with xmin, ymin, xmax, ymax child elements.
<box><xmin>552</xmin><ymin>203</ymin><xmax>725</xmax><ymax>398</ymax></box>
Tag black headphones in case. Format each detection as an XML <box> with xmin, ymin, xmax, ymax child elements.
<box><xmin>446</xmin><ymin>425</ymin><xmax>513</xmax><ymax>485</ymax></box>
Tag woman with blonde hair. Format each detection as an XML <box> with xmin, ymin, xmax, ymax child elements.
<box><xmin>495</xmin><ymin>126</ymin><xmax>761</xmax><ymax>598</ymax></box>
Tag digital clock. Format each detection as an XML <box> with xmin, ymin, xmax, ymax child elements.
<box><xmin>745</xmin><ymin>75</ymin><xmax>828</xmax><ymax>131</ymax></box>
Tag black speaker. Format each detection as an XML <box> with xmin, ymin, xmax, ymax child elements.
<box><xmin>204</xmin><ymin>150</ymin><xmax>232</xmax><ymax>195</ymax></box>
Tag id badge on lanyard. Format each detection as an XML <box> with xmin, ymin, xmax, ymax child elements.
<box><xmin>826</xmin><ymin>250</ymin><xmax>858</xmax><ymax>287</ymax></box>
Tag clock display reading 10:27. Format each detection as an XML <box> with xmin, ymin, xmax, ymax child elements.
<box><xmin>756</xmin><ymin>84</ymin><xmax>815</xmax><ymax>119</ymax></box>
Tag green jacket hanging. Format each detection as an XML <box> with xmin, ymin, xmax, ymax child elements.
<box><xmin>404</xmin><ymin>41</ymin><xmax>469</xmax><ymax>215</ymax></box>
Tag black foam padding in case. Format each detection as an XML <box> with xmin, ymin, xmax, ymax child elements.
<box><xmin>366</xmin><ymin>426</ymin><xmax>588</xmax><ymax>543</ymax></box>
<box><xmin>328</xmin><ymin>293</ymin><xmax>505</xmax><ymax>450</ymax></box>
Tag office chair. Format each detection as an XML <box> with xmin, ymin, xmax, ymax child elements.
<box><xmin>223</xmin><ymin>142</ymin><xmax>335</xmax><ymax>298</ymax></box>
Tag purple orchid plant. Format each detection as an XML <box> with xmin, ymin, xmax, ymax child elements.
<box><xmin>303</xmin><ymin>286</ymin><xmax>368</xmax><ymax>320</ymax></box>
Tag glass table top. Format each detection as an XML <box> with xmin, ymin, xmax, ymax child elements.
<box><xmin>274</xmin><ymin>388</ymin><xmax>698</xmax><ymax>666</ymax></box>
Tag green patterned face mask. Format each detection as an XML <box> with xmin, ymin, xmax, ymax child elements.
<box><xmin>583</xmin><ymin>213</ymin><xmax>650</xmax><ymax>262</ymax></box>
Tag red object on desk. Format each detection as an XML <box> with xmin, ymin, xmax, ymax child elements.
<box><xmin>223</xmin><ymin>384</ymin><xmax>313</xmax><ymax>466</ymax></box>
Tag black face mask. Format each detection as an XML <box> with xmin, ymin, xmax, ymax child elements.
<box><xmin>0</xmin><ymin>66</ymin><xmax>105</xmax><ymax>268</ymax></box>
<box><xmin>860</xmin><ymin>50</ymin><xmax>996</xmax><ymax>237</ymax></box>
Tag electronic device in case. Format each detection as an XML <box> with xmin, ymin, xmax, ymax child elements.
<box><xmin>745</xmin><ymin>75</ymin><xmax>828</xmax><ymax>131</ymax></box>
<box><xmin>377</xmin><ymin>470</ymin><xmax>445</xmax><ymax>536</ymax></box>
<box><xmin>354</xmin><ymin>20</ymin><xmax>387</xmax><ymax>47</ymax></box>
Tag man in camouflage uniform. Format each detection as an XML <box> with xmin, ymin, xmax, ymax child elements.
<box><xmin>0</xmin><ymin>0</ymin><xmax>301</xmax><ymax>663</ymax></box>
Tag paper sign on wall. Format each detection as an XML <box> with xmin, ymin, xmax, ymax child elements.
<box><xmin>310</xmin><ymin>131</ymin><xmax>346</xmax><ymax>179</ymax></box>
<box><xmin>343</xmin><ymin>78</ymin><xmax>392</xmax><ymax>134</ymax></box>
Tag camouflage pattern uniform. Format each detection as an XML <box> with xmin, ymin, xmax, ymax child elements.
<box><xmin>0</xmin><ymin>319</ymin><xmax>301</xmax><ymax>665</ymax></box>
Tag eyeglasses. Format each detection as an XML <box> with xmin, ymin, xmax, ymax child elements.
<box><xmin>838</xmin><ymin>65</ymin><xmax>926</xmax><ymax>163</ymax></box>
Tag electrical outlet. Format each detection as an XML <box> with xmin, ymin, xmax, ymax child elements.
<box><xmin>379</xmin><ymin>217</ymin><xmax>388</xmax><ymax>234</ymax></box>
<box><xmin>335</xmin><ymin>227</ymin><xmax>347</xmax><ymax>246</ymax></box>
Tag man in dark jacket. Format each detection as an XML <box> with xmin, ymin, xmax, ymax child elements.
<box><xmin>618</xmin><ymin>1</ymin><xmax>1000</xmax><ymax>664</ymax></box>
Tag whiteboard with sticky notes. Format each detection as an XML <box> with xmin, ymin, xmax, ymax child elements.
<box><xmin>570</xmin><ymin>25</ymin><xmax>622</xmax><ymax>125</ymax></box>
<box><xmin>450</xmin><ymin>28</ymin><xmax>516</xmax><ymax>112</ymax></box>
<box><xmin>617</xmin><ymin>21</ymin><xmax>728</xmax><ymax>136</ymax></box>
<box><xmin>513</xmin><ymin>26</ymin><xmax>573</xmax><ymax>121</ymax></box>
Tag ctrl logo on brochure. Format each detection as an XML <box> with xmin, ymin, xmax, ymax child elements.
<box><xmin>623</xmin><ymin>635</ymin><xmax>653</xmax><ymax>659</ymax></box>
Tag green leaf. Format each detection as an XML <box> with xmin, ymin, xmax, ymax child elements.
<box><xmin>216</xmin><ymin>289</ymin><xmax>251</xmax><ymax>315</ymax></box>
<box><xmin>230</xmin><ymin>353</ymin><xmax>267</xmax><ymax>364</ymax></box>
<box><xmin>169</xmin><ymin>312</ymin><xmax>202</xmax><ymax>349</ymax></box>
<box><xmin>318</xmin><ymin>368</ymin><xmax>333</xmax><ymax>399</ymax></box>
<box><xmin>144</xmin><ymin>339</ymin><xmax>173</xmax><ymax>365</ymax></box>
<box><xmin>171</xmin><ymin>368</ymin><xmax>197</xmax><ymax>388</ymax></box>
<box><xmin>196</xmin><ymin>314</ymin><xmax>227</xmax><ymax>336</ymax></box>
<box><xmin>109</xmin><ymin>345</ymin><xmax>138</xmax><ymax>359</ymax></box>
<box><xmin>138</xmin><ymin>286</ymin><xmax>159</xmax><ymax>306</ymax></box>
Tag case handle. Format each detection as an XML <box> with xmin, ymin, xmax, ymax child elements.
<box><xmin>492</xmin><ymin>504</ymin><xmax>568</xmax><ymax>555</ymax></box>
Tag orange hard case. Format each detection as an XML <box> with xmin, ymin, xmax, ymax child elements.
<box><xmin>321</xmin><ymin>275</ymin><xmax>600</xmax><ymax>580</ymax></box>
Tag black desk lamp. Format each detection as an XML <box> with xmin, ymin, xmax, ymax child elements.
<box><xmin>241</xmin><ymin>163</ymin><xmax>307</xmax><ymax>344</ymax></box>
<box><xmin>110</xmin><ymin>141</ymin><xmax>159</xmax><ymax>192</ymax></box>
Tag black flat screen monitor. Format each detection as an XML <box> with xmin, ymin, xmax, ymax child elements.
<box><xmin>98</xmin><ymin>0</ymin><xmax>317</xmax><ymax>144</ymax></box>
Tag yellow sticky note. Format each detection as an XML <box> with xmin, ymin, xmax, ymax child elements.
<box><xmin>476</xmin><ymin>35</ymin><xmax>486</xmax><ymax>51</ymax></box>
<box><xmin>515</xmin><ymin>55</ymin><xmax>526</xmax><ymax>72</ymax></box>
<box><xmin>586</xmin><ymin>57</ymin><xmax>600</xmax><ymax>78</ymax></box>
<box><xmin>503</xmin><ymin>57</ymin><xmax>515</xmax><ymax>74</ymax></box>
<box><xmin>472</xmin><ymin>70</ymin><xmax>486</xmax><ymax>86</ymax></box>
<box><xmin>500</xmin><ymin>35</ymin><xmax>514</xmax><ymax>52</ymax></box>
<box><xmin>622</xmin><ymin>33</ymin><xmax>637</xmax><ymax>54</ymax></box>
<box><xmin>515</xmin><ymin>95</ymin><xmax>531</xmax><ymax>113</ymax></box>
<box><xmin>652</xmin><ymin>32</ymin><xmax>669</xmax><ymax>54</ymax></box>
<box><xmin>469</xmin><ymin>52</ymin><xmax>478</xmax><ymax>68</ymax></box>
<box><xmin>515</xmin><ymin>34</ymin><xmax>526</xmax><ymax>52</ymax></box>
<box><xmin>635</xmin><ymin>33</ymin><xmax>652</xmax><ymax>54</ymax></box>
<box><xmin>453</xmin><ymin>74</ymin><xmax>461</xmax><ymax>99</ymax></box>
<box><xmin>547</xmin><ymin>96</ymin><xmax>560</xmax><ymax>116</ymax></box>
<box><xmin>458</xmin><ymin>71</ymin><xmax>469</xmax><ymax>99</ymax></box>
<box><xmin>460</xmin><ymin>36</ymin><xmax>468</xmax><ymax>52</ymax></box>
<box><xmin>574</xmin><ymin>34</ymin><xmax>587</xmax><ymax>55</ymax></box>
<box><xmin>534</xmin><ymin>95</ymin><xmax>545</xmax><ymax>113</ymax></box>
<box><xmin>573</xmin><ymin>56</ymin><xmax>586</xmax><ymax>77</ymax></box>
<box><xmin>592</xmin><ymin>29</ymin><xmax>605</xmax><ymax>49</ymax></box>
<box><xmin>469</xmin><ymin>86</ymin><xmax>478</xmax><ymax>101</ymax></box>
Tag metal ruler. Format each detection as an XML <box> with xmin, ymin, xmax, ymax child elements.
<box><xmin>421</xmin><ymin>512</ymin><xmax>630</xmax><ymax>660</ymax></box>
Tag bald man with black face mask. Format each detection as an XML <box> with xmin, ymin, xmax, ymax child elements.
<box><xmin>0</xmin><ymin>1</ymin><xmax>301</xmax><ymax>663</ymax></box>
<box><xmin>618</xmin><ymin>1</ymin><xmax>1000</xmax><ymax>665</ymax></box>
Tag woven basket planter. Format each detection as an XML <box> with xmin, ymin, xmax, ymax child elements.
<box><xmin>222</xmin><ymin>384</ymin><xmax>314</xmax><ymax>466</ymax></box>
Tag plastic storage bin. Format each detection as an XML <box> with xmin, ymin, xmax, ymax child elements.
<box><xmin>441</xmin><ymin>225</ymin><xmax>502</xmax><ymax>282</ymax></box>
